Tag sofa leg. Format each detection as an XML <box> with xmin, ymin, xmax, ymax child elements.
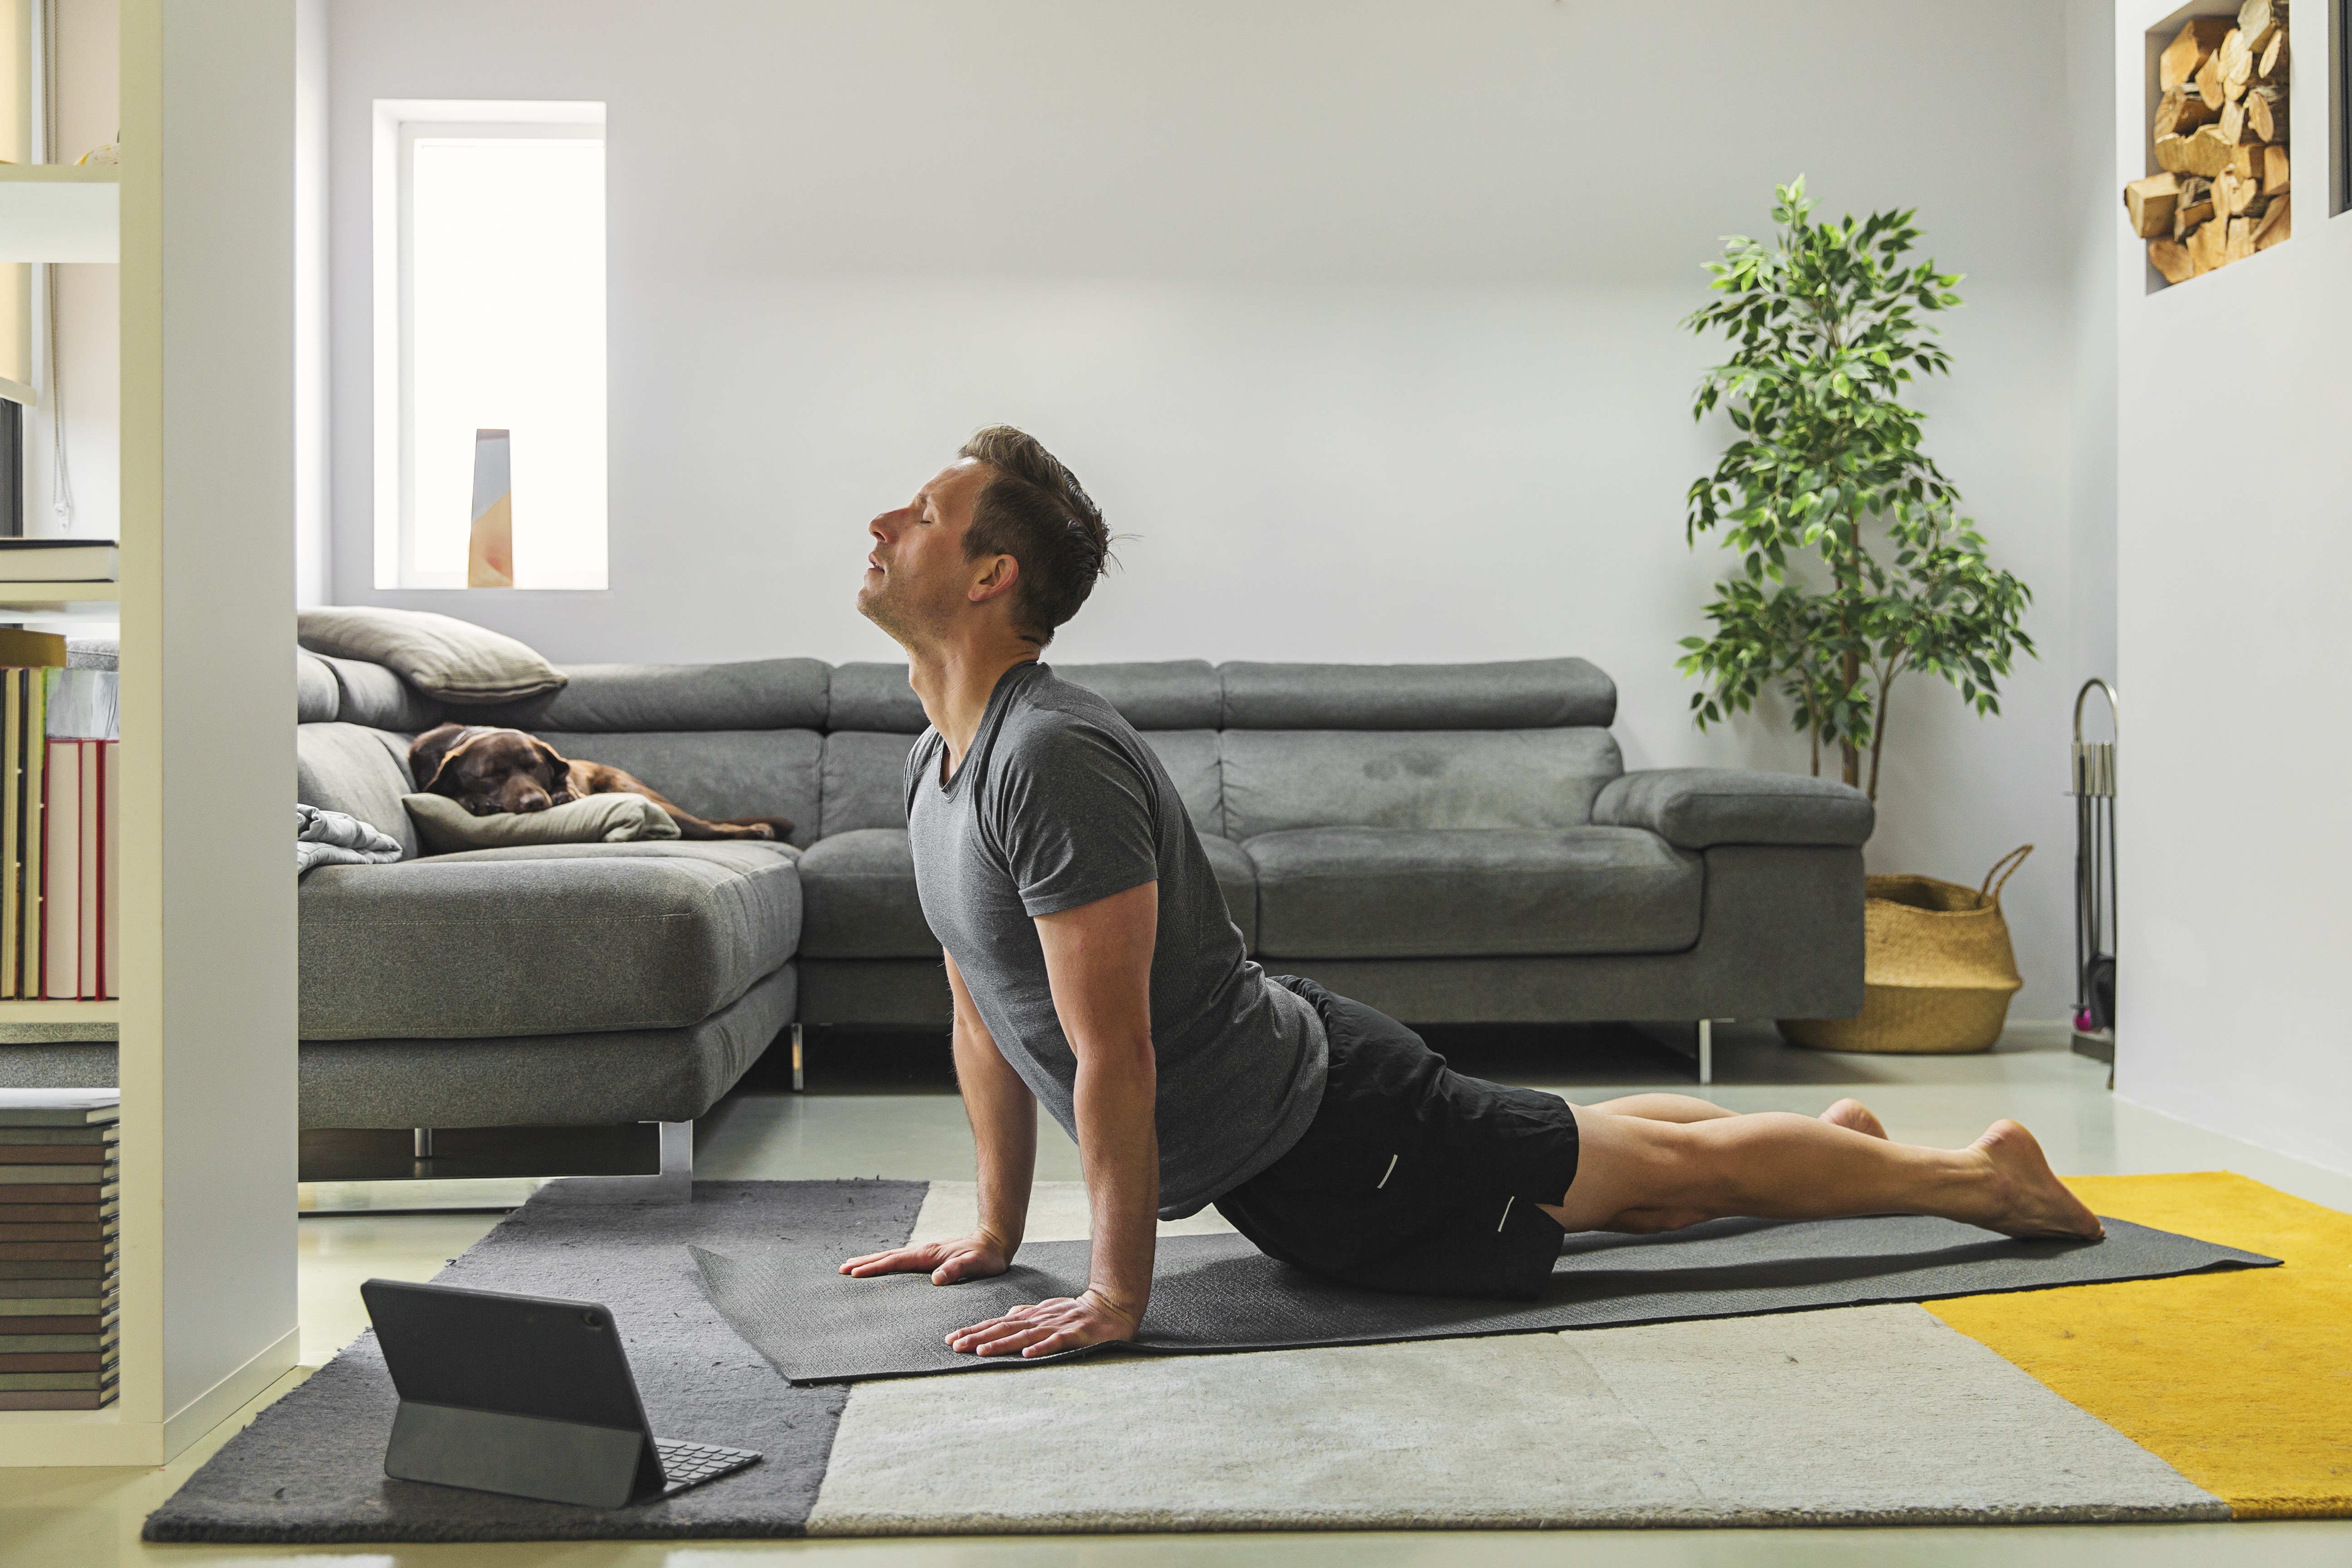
<box><xmin>413</xmin><ymin>1127</ymin><xmax>433</xmax><ymax>1158</ymax></box>
<box><xmin>535</xmin><ymin>1121</ymin><xmax>693</xmax><ymax>1205</ymax></box>
<box><xmin>1698</xmin><ymin>1019</ymin><xmax>1713</xmax><ymax>1087</ymax></box>
<box><xmin>791</xmin><ymin>1024</ymin><xmax>804</xmax><ymax>1093</ymax></box>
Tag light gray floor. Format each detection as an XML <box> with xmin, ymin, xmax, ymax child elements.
<box><xmin>7</xmin><ymin>1023</ymin><xmax>2348</xmax><ymax>1565</ymax></box>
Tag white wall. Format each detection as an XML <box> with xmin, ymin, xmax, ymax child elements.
<box><xmin>2113</xmin><ymin>1</ymin><xmax>2352</xmax><ymax>1174</ymax></box>
<box><xmin>326</xmin><ymin>0</ymin><xmax>2114</xmax><ymax>1018</ymax></box>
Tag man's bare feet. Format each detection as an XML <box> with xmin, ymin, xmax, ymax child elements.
<box><xmin>1819</xmin><ymin>1098</ymin><xmax>1888</xmax><ymax>1140</ymax></box>
<box><xmin>1972</xmin><ymin>1120</ymin><xmax>2104</xmax><ymax>1240</ymax></box>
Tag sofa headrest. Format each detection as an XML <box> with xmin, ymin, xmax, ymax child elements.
<box><xmin>828</xmin><ymin>660</ymin><xmax>1227</xmax><ymax>733</ymax></box>
<box><xmin>1055</xmin><ymin>662</ymin><xmax>1221</xmax><ymax>729</ymax></box>
<box><xmin>465</xmin><ymin>658</ymin><xmax>830</xmax><ymax>733</ymax></box>
<box><xmin>1218</xmin><ymin>658</ymin><xmax>1616</xmax><ymax>730</ymax></box>
<box><xmin>313</xmin><ymin>653</ymin><xmax>441</xmax><ymax>731</ymax></box>
<box><xmin>296</xmin><ymin>649</ymin><xmax>340</xmax><ymax>723</ymax></box>
<box><xmin>828</xmin><ymin>662</ymin><xmax>929</xmax><ymax>733</ymax></box>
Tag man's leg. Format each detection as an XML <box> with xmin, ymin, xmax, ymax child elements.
<box><xmin>1542</xmin><ymin>1109</ymin><xmax>2102</xmax><ymax>1240</ymax></box>
<box><xmin>1585</xmin><ymin>1093</ymin><xmax>1889</xmax><ymax>1140</ymax></box>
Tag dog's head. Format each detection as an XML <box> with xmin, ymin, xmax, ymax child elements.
<box><xmin>409</xmin><ymin>724</ymin><xmax>576</xmax><ymax>816</ymax></box>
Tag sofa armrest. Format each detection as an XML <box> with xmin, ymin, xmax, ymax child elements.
<box><xmin>1591</xmin><ymin>769</ymin><xmax>1873</xmax><ymax>850</ymax></box>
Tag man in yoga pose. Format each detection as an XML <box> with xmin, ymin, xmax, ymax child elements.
<box><xmin>841</xmin><ymin>426</ymin><xmax>2103</xmax><ymax>1359</ymax></box>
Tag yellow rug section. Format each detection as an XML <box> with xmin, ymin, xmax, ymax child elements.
<box><xmin>1927</xmin><ymin>1171</ymin><xmax>2352</xmax><ymax>1519</ymax></box>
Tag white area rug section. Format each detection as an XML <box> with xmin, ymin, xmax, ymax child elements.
<box><xmin>909</xmin><ymin>1179</ymin><xmax>1235</xmax><ymax>1245</ymax></box>
<box><xmin>807</xmin><ymin>1303</ymin><xmax>2225</xmax><ymax>1533</ymax></box>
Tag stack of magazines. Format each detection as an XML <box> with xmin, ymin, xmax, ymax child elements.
<box><xmin>0</xmin><ymin>631</ymin><xmax>118</xmax><ymax>1000</ymax></box>
<box><xmin>0</xmin><ymin>1089</ymin><xmax>119</xmax><ymax>1410</ymax></box>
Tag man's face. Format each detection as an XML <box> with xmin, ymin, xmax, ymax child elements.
<box><xmin>857</xmin><ymin>459</ymin><xmax>999</xmax><ymax>644</ymax></box>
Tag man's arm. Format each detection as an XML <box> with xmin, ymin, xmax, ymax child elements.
<box><xmin>839</xmin><ymin>951</ymin><xmax>1036</xmax><ymax>1283</ymax></box>
<box><xmin>945</xmin><ymin>880</ymin><xmax>1159</xmax><ymax>1358</ymax></box>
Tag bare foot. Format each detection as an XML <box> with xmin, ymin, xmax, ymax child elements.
<box><xmin>1820</xmin><ymin>1098</ymin><xmax>1888</xmax><ymax>1140</ymax></box>
<box><xmin>1973</xmin><ymin>1120</ymin><xmax>2104</xmax><ymax>1240</ymax></box>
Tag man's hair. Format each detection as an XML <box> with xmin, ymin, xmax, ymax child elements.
<box><xmin>957</xmin><ymin>426</ymin><xmax>1110</xmax><ymax>647</ymax></box>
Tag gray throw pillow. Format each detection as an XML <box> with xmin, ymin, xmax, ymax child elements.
<box><xmin>298</xmin><ymin>607</ymin><xmax>568</xmax><ymax>706</ymax></box>
<box><xmin>403</xmin><ymin>792</ymin><xmax>681</xmax><ymax>855</ymax></box>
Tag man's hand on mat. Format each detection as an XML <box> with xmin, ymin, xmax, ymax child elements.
<box><xmin>838</xmin><ymin>1230</ymin><xmax>1013</xmax><ymax>1285</ymax></box>
<box><xmin>945</xmin><ymin>1287</ymin><xmax>1138</xmax><ymax>1358</ymax></box>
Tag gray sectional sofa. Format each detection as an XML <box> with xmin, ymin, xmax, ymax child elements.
<box><xmin>290</xmin><ymin>650</ymin><xmax>1872</xmax><ymax>1147</ymax></box>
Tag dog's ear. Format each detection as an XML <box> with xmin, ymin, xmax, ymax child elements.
<box><xmin>409</xmin><ymin>724</ymin><xmax>477</xmax><ymax>794</ymax></box>
<box><xmin>532</xmin><ymin>737</ymin><xmax>576</xmax><ymax>804</ymax></box>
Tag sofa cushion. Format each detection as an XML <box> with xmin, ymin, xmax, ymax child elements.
<box><xmin>402</xmin><ymin>790</ymin><xmax>681</xmax><ymax>854</ymax></box>
<box><xmin>1245</xmin><ymin>826</ymin><xmax>1701</xmax><ymax>959</ymax></box>
<box><xmin>1221</xmin><ymin>729</ymin><xmax>1622</xmax><ymax>840</ymax></box>
<box><xmin>797</xmin><ymin>826</ymin><xmax>1259</xmax><ymax>957</ymax></box>
<box><xmin>1220</xmin><ymin>658</ymin><xmax>1616</xmax><ymax>730</ymax></box>
<box><xmin>297</xmin><ymin>723</ymin><xmax>420</xmax><ymax>859</ymax></box>
<box><xmin>298</xmin><ymin>841</ymin><xmax>800</xmax><ymax>1039</ymax></box>
<box><xmin>534</xmin><ymin>730</ymin><xmax>823</xmax><ymax>848</ymax></box>
<box><xmin>821</xmin><ymin>731</ymin><xmax>920</xmax><ymax>837</ymax></box>
<box><xmin>796</xmin><ymin>828</ymin><xmax>934</xmax><ymax>959</ymax></box>
<box><xmin>463</xmin><ymin>658</ymin><xmax>830</xmax><ymax>733</ymax></box>
<box><xmin>1141</xmin><ymin>730</ymin><xmax>1223</xmax><ymax>839</ymax></box>
<box><xmin>1198</xmin><ymin>833</ymin><xmax>1258</xmax><ymax>952</ymax></box>
<box><xmin>298</xmin><ymin>606</ymin><xmax>567</xmax><ymax>705</ymax></box>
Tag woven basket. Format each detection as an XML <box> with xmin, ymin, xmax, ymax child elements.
<box><xmin>1779</xmin><ymin>846</ymin><xmax>2030</xmax><ymax>1055</ymax></box>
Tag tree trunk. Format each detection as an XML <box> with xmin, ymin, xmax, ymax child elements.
<box><xmin>1866</xmin><ymin>674</ymin><xmax>1893</xmax><ymax>803</ymax></box>
<box><xmin>1840</xmin><ymin>505</ymin><xmax>1863</xmax><ymax>789</ymax></box>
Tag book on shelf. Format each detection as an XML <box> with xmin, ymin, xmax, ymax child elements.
<box><xmin>0</xmin><ymin>1298</ymin><xmax>113</xmax><ymax>1316</ymax></box>
<box><xmin>0</xmin><ymin>644</ymin><xmax>61</xmax><ymax>1000</ymax></box>
<box><xmin>34</xmin><ymin>682</ymin><xmax>117</xmax><ymax>1000</ymax></box>
<box><xmin>0</xmin><ymin>539</ymin><xmax>119</xmax><ymax>583</ymax></box>
<box><xmin>0</xmin><ymin>1258</ymin><xmax>108</xmax><ymax>1280</ymax></box>
<box><xmin>0</xmin><ymin>1160</ymin><xmax>113</xmax><ymax>1182</ymax></box>
<box><xmin>0</xmin><ymin>1089</ymin><xmax>117</xmax><ymax>1127</ymax></box>
<box><xmin>0</xmin><ymin>1124</ymin><xmax>119</xmax><ymax>1145</ymax></box>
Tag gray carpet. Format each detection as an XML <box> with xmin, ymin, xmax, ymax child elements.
<box><xmin>142</xmin><ymin>1179</ymin><xmax>927</xmax><ymax>1544</ymax></box>
<box><xmin>695</xmin><ymin>1213</ymin><xmax>2278</xmax><ymax>1383</ymax></box>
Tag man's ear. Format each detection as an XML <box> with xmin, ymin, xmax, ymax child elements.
<box><xmin>533</xmin><ymin>738</ymin><xmax>576</xmax><ymax>804</ymax></box>
<box><xmin>967</xmin><ymin>552</ymin><xmax>1021</xmax><ymax>607</ymax></box>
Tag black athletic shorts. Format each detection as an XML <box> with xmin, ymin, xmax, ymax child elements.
<box><xmin>1213</xmin><ymin>976</ymin><xmax>1580</xmax><ymax>1301</ymax></box>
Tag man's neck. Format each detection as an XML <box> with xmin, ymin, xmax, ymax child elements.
<box><xmin>906</xmin><ymin>637</ymin><xmax>1039</xmax><ymax>770</ymax></box>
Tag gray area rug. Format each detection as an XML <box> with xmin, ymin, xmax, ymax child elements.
<box><xmin>696</xmin><ymin>1213</ymin><xmax>2278</xmax><ymax>1383</ymax></box>
<box><xmin>142</xmin><ymin>1180</ymin><xmax>927</xmax><ymax>1544</ymax></box>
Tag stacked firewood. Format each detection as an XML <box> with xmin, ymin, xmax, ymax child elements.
<box><xmin>2123</xmin><ymin>0</ymin><xmax>2291</xmax><ymax>284</ymax></box>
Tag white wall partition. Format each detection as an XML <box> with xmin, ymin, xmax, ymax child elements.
<box><xmin>2112</xmin><ymin>0</ymin><xmax>2352</xmax><ymax>1174</ymax></box>
<box><xmin>322</xmin><ymin>0</ymin><xmax>2123</xmax><ymax>1020</ymax></box>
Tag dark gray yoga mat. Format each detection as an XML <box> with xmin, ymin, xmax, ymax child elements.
<box><xmin>695</xmin><ymin>1213</ymin><xmax>2279</xmax><ymax>1385</ymax></box>
<box><xmin>143</xmin><ymin>1180</ymin><xmax>928</xmax><ymax>1545</ymax></box>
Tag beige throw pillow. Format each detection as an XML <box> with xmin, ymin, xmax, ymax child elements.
<box><xmin>299</xmin><ymin>607</ymin><xmax>568</xmax><ymax>706</ymax></box>
<box><xmin>403</xmin><ymin>792</ymin><xmax>681</xmax><ymax>855</ymax></box>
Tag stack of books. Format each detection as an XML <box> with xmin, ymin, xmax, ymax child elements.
<box><xmin>0</xmin><ymin>630</ymin><xmax>119</xmax><ymax>1000</ymax></box>
<box><xmin>0</xmin><ymin>538</ymin><xmax>118</xmax><ymax>588</ymax></box>
<box><xmin>0</xmin><ymin>1089</ymin><xmax>119</xmax><ymax>1410</ymax></box>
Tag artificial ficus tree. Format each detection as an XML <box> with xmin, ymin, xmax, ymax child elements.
<box><xmin>1677</xmin><ymin>177</ymin><xmax>2034</xmax><ymax>804</ymax></box>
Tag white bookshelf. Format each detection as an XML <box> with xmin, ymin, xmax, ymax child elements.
<box><xmin>0</xmin><ymin>0</ymin><xmax>299</xmax><ymax>1466</ymax></box>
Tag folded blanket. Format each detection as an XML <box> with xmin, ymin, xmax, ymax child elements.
<box><xmin>297</xmin><ymin>803</ymin><xmax>402</xmax><ymax>876</ymax></box>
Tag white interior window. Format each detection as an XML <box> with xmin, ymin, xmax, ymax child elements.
<box><xmin>373</xmin><ymin>100</ymin><xmax>608</xmax><ymax>589</ymax></box>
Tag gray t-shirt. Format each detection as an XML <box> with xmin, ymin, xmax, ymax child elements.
<box><xmin>905</xmin><ymin>662</ymin><xmax>1328</xmax><ymax>1219</ymax></box>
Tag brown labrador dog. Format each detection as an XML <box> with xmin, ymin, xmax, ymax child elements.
<box><xmin>409</xmin><ymin>723</ymin><xmax>792</xmax><ymax>842</ymax></box>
